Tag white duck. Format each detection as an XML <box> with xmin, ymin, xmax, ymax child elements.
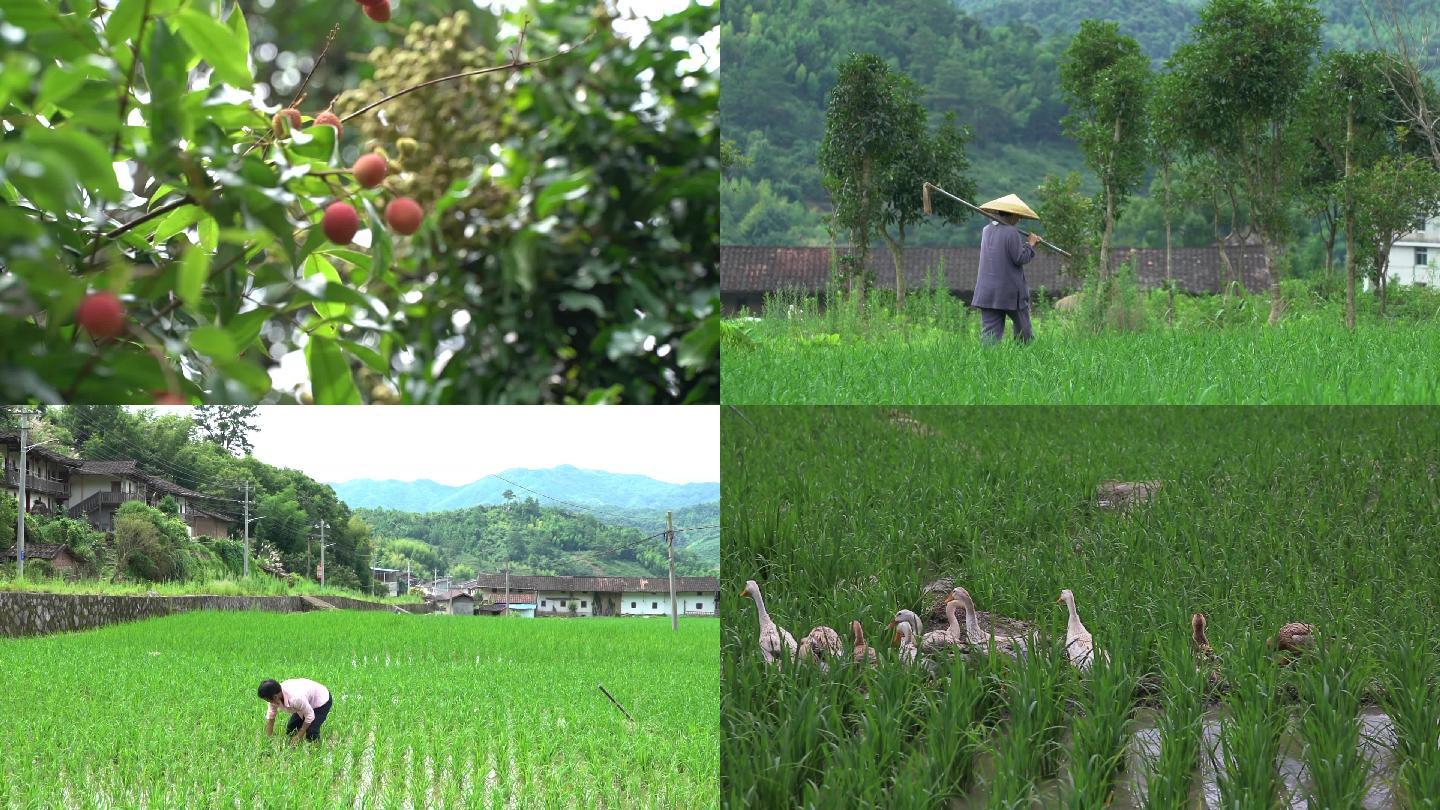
<box><xmin>893</xmin><ymin>618</ymin><xmax>921</xmax><ymax>666</ymax></box>
<box><xmin>950</xmin><ymin>587</ymin><xmax>1028</xmax><ymax>657</ymax></box>
<box><xmin>741</xmin><ymin>580</ymin><xmax>797</xmax><ymax>665</ymax></box>
<box><xmin>920</xmin><ymin>598</ymin><xmax>966</xmax><ymax>653</ymax></box>
<box><xmin>1056</xmin><ymin>588</ymin><xmax>1106</xmax><ymax>670</ymax></box>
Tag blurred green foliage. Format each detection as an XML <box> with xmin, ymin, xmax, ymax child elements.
<box><xmin>0</xmin><ymin>0</ymin><xmax>717</xmax><ymax>403</ymax></box>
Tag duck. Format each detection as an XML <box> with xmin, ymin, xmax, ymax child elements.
<box><xmin>851</xmin><ymin>620</ymin><xmax>878</xmax><ymax>665</ymax></box>
<box><xmin>1270</xmin><ymin>622</ymin><xmax>1317</xmax><ymax>653</ymax></box>
<box><xmin>1191</xmin><ymin>612</ymin><xmax>1223</xmax><ymax>687</ymax></box>
<box><xmin>1057</xmin><ymin>589</ymin><xmax>1105</xmax><ymax>670</ymax></box>
<box><xmin>741</xmin><ymin>580</ymin><xmax>797</xmax><ymax>665</ymax></box>
<box><xmin>893</xmin><ymin>618</ymin><xmax>920</xmax><ymax>666</ymax></box>
<box><xmin>920</xmin><ymin>598</ymin><xmax>966</xmax><ymax>653</ymax></box>
<box><xmin>802</xmin><ymin>625</ymin><xmax>844</xmax><ymax>661</ymax></box>
<box><xmin>950</xmin><ymin>587</ymin><xmax>1029</xmax><ymax>657</ymax></box>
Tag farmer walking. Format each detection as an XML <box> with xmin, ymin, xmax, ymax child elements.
<box><xmin>972</xmin><ymin>194</ymin><xmax>1042</xmax><ymax>343</ymax></box>
<box><xmin>258</xmin><ymin>678</ymin><xmax>332</xmax><ymax>743</ymax></box>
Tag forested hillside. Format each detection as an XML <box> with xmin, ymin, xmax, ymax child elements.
<box><xmin>359</xmin><ymin>499</ymin><xmax>719</xmax><ymax>582</ymax></box>
<box><xmin>721</xmin><ymin>0</ymin><xmax>1392</xmax><ymax>248</ymax></box>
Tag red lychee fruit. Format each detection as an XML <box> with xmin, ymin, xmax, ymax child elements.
<box><xmin>322</xmin><ymin>201</ymin><xmax>360</xmax><ymax>244</ymax></box>
<box><xmin>75</xmin><ymin>291</ymin><xmax>127</xmax><ymax>340</ymax></box>
<box><xmin>364</xmin><ymin>0</ymin><xmax>391</xmax><ymax>22</ymax></box>
<box><xmin>272</xmin><ymin>108</ymin><xmax>302</xmax><ymax>137</ymax></box>
<box><xmin>313</xmin><ymin>110</ymin><xmax>343</xmax><ymax>136</ymax></box>
<box><xmin>352</xmin><ymin>153</ymin><xmax>387</xmax><ymax>188</ymax></box>
<box><xmin>385</xmin><ymin>197</ymin><xmax>423</xmax><ymax>235</ymax></box>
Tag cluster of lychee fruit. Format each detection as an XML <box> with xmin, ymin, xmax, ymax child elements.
<box><xmin>320</xmin><ymin>153</ymin><xmax>424</xmax><ymax>244</ymax></box>
<box><xmin>271</xmin><ymin>106</ymin><xmax>425</xmax><ymax>245</ymax></box>
<box><xmin>354</xmin><ymin>0</ymin><xmax>391</xmax><ymax>23</ymax></box>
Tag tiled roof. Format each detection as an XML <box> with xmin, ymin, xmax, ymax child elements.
<box><xmin>0</xmin><ymin>543</ymin><xmax>73</xmax><ymax>561</ymax></box>
<box><xmin>0</xmin><ymin>434</ymin><xmax>83</xmax><ymax>467</ymax></box>
<box><xmin>75</xmin><ymin>460</ymin><xmax>209</xmax><ymax>500</ymax></box>
<box><xmin>719</xmin><ymin>245</ymin><xmax>1271</xmax><ymax>295</ymax></box>
<box><xmin>464</xmin><ymin>574</ymin><xmax>719</xmax><ymax>593</ymax></box>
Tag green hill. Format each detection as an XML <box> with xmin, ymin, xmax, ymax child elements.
<box><xmin>332</xmin><ymin>465</ymin><xmax>719</xmax><ymax>512</ymax></box>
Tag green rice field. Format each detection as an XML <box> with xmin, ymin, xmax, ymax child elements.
<box><xmin>0</xmin><ymin>612</ymin><xmax>718</xmax><ymax>808</ymax></box>
<box><xmin>721</xmin><ymin>290</ymin><xmax>1440</xmax><ymax>404</ymax></box>
<box><xmin>721</xmin><ymin>406</ymin><xmax>1440</xmax><ymax>808</ymax></box>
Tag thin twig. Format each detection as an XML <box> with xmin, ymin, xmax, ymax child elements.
<box><xmin>103</xmin><ymin>196</ymin><xmax>194</xmax><ymax>241</ymax></box>
<box><xmin>340</xmin><ymin>30</ymin><xmax>594</xmax><ymax>123</ymax></box>
<box><xmin>240</xmin><ymin>23</ymin><xmax>341</xmax><ymax>159</ymax></box>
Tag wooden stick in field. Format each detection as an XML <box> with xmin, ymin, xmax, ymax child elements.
<box><xmin>597</xmin><ymin>684</ymin><xmax>635</xmax><ymax>722</ymax></box>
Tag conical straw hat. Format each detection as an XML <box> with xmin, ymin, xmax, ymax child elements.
<box><xmin>978</xmin><ymin>193</ymin><xmax>1039</xmax><ymax>220</ymax></box>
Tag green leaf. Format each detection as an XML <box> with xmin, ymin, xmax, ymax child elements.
<box><xmin>152</xmin><ymin>204</ymin><xmax>202</xmax><ymax>243</ymax></box>
<box><xmin>337</xmin><ymin>339</ymin><xmax>390</xmax><ymax>375</ymax></box>
<box><xmin>178</xmin><ymin>245</ymin><xmax>208</xmax><ymax>310</ymax></box>
<box><xmin>175</xmin><ymin>8</ymin><xmax>253</xmax><ymax>89</ymax></box>
<box><xmin>224</xmin><ymin>308</ymin><xmax>270</xmax><ymax>350</ymax></box>
<box><xmin>37</xmin><ymin>65</ymin><xmax>87</xmax><ymax>109</ymax></box>
<box><xmin>535</xmin><ymin>172</ymin><xmax>591</xmax><ymax>218</ymax></box>
<box><xmin>287</xmin><ymin>125</ymin><xmax>337</xmax><ymax>164</ymax></box>
<box><xmin>105</xmin><ymin>0</ymin><xmax>147</xmax><ymax>49</ymax></box>
<box><xmin>23</xmin><ymin>128</ymin><xmax>121</xmax><ymax>201</ymax></box>
<box><xmin>558</xmin><ymin>291</ymin><xmax>606</xmax><ymax>317</ymax></box>
<box><xmin>226</xmin><ymin>3</ymin><xmax>251</xmax><ymax>70</ymax></box>
<box><xmin>189</xmin><ymin>324</ymin><xmax>236</xmax><ymax>357</ymax></box>
<box><xmin>198</xmin><ymin>214</ymin><xmax>219</xmax><ymax>252</ymax></box>
<box><xmin>144</xmin><ymin>20</ymin><xmax>191</xmax><ymax>152</ymax></box>
<box><xmin>303</xmin><ymin>254</ymin><xmax>345</xmax><ymax>320</ymax></box>
<box><xmin>305</xmin><ymin>336</ymin><xmax>362</xmax><ymax>404</ymax></box>
<box><xmin>676</xmin><ymin>315</ymin><xmax>718</xmax><ymax>369</ymax></box>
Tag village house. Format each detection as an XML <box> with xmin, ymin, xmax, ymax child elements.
<box><xmin>427</xmin><ymin>590</ymin><xmax>475</xmax><ymax>616</ymax></box>
<box><xmin>0</xmin><ymin>437</ymin><xmax>236</xmax><ymax>541</ymax></box>
<box><xmin>0</xmin><ymin>542</ymin><xmax>83</xmax><ymax>576</ymax></box>
<box><xmin>1384</xmin><ymin>215</ymin><xmax>1440</xmax><ymax>287</ymax></box>
<box><xmin>463</xmin><ymin>574</ymin><xmax>719</xmax><ymax>618</ymax></box>
<box><xmin>0</xmin><ymin>434</ymin><xmax>82</xmax><ymax>515</ymax></box>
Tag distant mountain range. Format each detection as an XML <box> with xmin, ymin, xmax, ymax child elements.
<box><xmin>330</xmin><ymin>465</ymin><xmax>720</xmax><ymax>513</ymax></box>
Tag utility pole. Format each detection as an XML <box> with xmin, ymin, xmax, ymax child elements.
<box><xmin>504</xmin><ymin>560</ymin><xmax>510</xmax><ymax>617</ymax></box>
<box><xmin>14</xmin><ymin>409</ymin><xmax>37</xmax><ymax>579</ymax></box>
<box><xmin>241</xmin><ymin>480</ymin><xmax>250</xmax><ymax>578</ymax></box>
<box><xmin>316</xmin><ymin>520</ymin><xmax>329</xmax><ymax>589</ymax></box>
<box><xmin>667</xmin><ymin>511</ymin><xmax>677</xmax><ymax>631</ymax></box>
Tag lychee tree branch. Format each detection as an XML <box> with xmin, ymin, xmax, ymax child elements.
<box><xmin>339</xmin><ymin>30</ymin><xmax>595</xmax><ymax>123</ymax></box>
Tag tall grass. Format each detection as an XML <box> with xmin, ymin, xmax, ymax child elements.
<box><xmin>1145</xmin><ymin>632</ymin><xmax>1208</xmax><ymax>809</ymax></box>
<box><xmin>1215</xmin><ymin>641</ymin><xmax>1287</xmax><ymax>808</ymax></box>
<box><xmin>723</xmin><ymin>285</ymin><xmax>1440</xmax><ymax>404</ymax></box>
<box><xmin>722</xmin><ymin>407</ymin><xmax>1438</xmax><ymax>805</ymax></box>
<box><xmin>1381</xmin><ymin>638</ymin><xmax>1440</xmax><ymax>808</ymax></box>
<box><xmin>1297</xmin><ymin>642</ymin><xmax>1370</xmax><ymax>807</ymax></box>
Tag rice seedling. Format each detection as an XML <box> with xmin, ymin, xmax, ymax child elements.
<box><xmin>722</xmin><ymin>406</ymin><xmax>1437</xmax><ymax>806</ymax></box>
<box><xmin>0</xmin><ymin>611</ymin><xmax>717</xmax><ymax>808</ymax></box>
<box><xmin>1296</xmin><ymin>641</ymin><xmax>1371</xmax><ymax>808</ymax></box>
<box><xmin>721</xmin><ymin>310</ymin><xmax>1440</xmax><ymax>404</ymax></box>
<box><xmin>1381</xmin><ymin>638</ymin><xmax>1440</xmax><ymax>808</ymax></box>
<box><xmin>1144</xmin><ymin>631</ymin><xmax>1208</xmax><ymax>809</ymax></box>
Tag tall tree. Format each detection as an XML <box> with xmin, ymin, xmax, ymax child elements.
<box><xmin>192</xmin><ymin>406</ymin><xmax>259</xmax><ymax>456</ymax></box>
<box><xmin>1296</xmin><ymin>51</ymin><xmax>1395</xmax><ymax>329</ymax></box>
<box><xmin>819</xmin><ymin>54</ymin><xmax>918</xmax><ymax>304</ymax></box>
<box><xmin>1149</xmin><ymin>70</ymin><xmax>1185</xmax><ymax>322</ymax></box>
<box><xmin>1060</xmin><ymin>21</ymin><xmax>1151</xmax><ymax>281</ymax></box>
<box><xmin>1167</xmin><ymin>0</ymin><xmax>1323</xmax><ymax>324</ymax></box>
<box><xmin>878</xmin><ymin>112</ymin><xmax>975</xmax><ymax>307</ymax></box>
<box><xmin>1352</xmin><ymin>155</ymin><xmax>1440</xmax><ymax>317</ymax></box>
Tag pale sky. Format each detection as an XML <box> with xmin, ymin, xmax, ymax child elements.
<box><xmin>130</xmin><ymin>406</ymin><xmax>718</xmax><ymax>486</ymax></box>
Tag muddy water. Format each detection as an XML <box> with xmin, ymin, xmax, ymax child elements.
<box><xmin>954</xmin><ymin>707</ymin><xmax>1396</xmax><ymax>808</ymax></box>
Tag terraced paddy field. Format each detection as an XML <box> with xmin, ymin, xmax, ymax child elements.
<box><xmin>0</xmin><ymin>612</ymin><xmax>718</xmax><ymax>808</ymax></box>
<box><xmin>721</xmin><ymin>406</ymin><xmax>1440</xmax><ymax>808</ymax></box>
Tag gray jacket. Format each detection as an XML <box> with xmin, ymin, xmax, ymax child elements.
<box><xmin>971</xmin><ymin>221</ymin><xmax>1035</xmax><ymax>310</ymax></box>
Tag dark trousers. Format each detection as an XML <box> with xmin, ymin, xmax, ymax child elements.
<box><xmin>285</xmin><ymin>698</ymin><xmax>332</xmax><ymax>741</ymax></box>
<box><xmin>978</xmin><ymin>307</ymin><xmax>1033</xmax><ymax>344</ymax></box>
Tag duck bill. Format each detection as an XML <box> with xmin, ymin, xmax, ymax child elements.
<box><xmin>740</xmin><ymin>590</ymin><xmax>752</xmax><ymax>600</ymax></box>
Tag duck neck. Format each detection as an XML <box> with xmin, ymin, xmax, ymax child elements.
<box><xmin>749</xmin><ymin>588</ymin><xmax>772</xmax><ymax>626</ymax></box>
<box><xmin>961</xmin><ymin>597</ymin><xmax>986</xmax><ymax>644</ymax></box>
<box><xmin>945</xmin><ymin>601</ymin><xmax>962</xmax><ymax>637</ymax></box>
<box><xmin>1065</xmin><ymin>597</ymin><xmax>1086</xmax><ymax>636</ymax></box>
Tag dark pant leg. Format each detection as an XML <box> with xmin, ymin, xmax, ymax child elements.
<box><xmin>1010</xmin><ymin>308</ymin><xmax>1033</xmax><ymax>343</ymax></box>
<box><xmin>305</xmin><ymin>698</ymin><xmax>332</xmax><ymax>741</ymax></box>
<box><xmin>979</xmin><ymin>308</ymin><xmax>1007</xmax><ymax>344</ymax></box>
<box><xmin>285</xmin><ymin>713</ymin><xmax>302</xmax><ymax>736</ymax></box>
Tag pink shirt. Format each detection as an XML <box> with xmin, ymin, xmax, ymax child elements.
<box><xmin>265</xmin><ymin>679</ymin><xmax>330</xmax><ymax>724</ymax></box>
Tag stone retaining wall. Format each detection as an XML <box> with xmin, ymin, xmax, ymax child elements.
<box><xmin>0</xmin><ymin>592</ymin><xmax>430</xmax><ymax>638</ymax></box>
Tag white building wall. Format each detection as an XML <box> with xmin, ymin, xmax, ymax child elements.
<box><xmin>69</xmin><ymin>473</ymin><xmax>137</xmax><ymax>504</ymax></box>
<box><xmin>536</xmin><ymin>591</ymin><xmax>594</xmax><ymax>616</ymax></box>
<box><xmin>1384</xmin><ymin>215</ymin><xmax>1440</xmax><ymax>287</ymax></box>
<box><xmin>620</xmin><ymin>592</ymin><xmax>674</xmax><ymax>616</ymax></box>
<box><xmin>681</xmin><ymin>591</ymin><xmax>718</xmax><ymax>616</ymax></box>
